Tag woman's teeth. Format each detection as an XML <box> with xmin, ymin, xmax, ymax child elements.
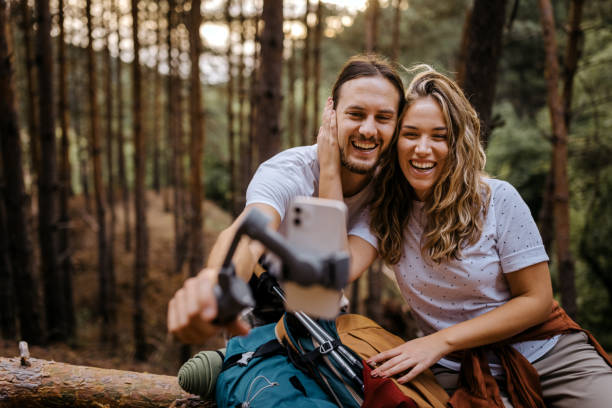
<box><xmin>352</xmin><ymin>140</ymin><xmax>377</xmax><ymax>151</ymax></box>
<box><xmin>410</xmin><ymin>160</ymin><xmax>435</xmax><ymax>170</ymax></box>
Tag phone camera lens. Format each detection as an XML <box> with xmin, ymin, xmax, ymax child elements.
<box><xmin>294</xmin><ymin>218</ymin><xmax>301</xmax><ymax>226</ymax></box>
<box><xmin>294</xmin><ymin>206</ymin><xmax>302</xmax><ymax>214</ymax></box>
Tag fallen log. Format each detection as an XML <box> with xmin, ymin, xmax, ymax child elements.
<box><xmin>0</xmin><ymin>355</ymin><xmax>215</xmax><ymax>407</ymax></box>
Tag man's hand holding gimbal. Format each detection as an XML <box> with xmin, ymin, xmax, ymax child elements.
<box><xmin>167</xmin><ymin>268</ymin><xmax>250</xmax><ymax>343</ymax></box>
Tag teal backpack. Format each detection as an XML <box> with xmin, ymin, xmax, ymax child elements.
<box><xmin>214</xmin><ymin>322</ymin><xmax>350</xmax><ymax>407</ymax></box>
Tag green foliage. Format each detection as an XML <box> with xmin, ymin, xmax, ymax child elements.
<box><xmin>485</xmin><ymin>102</ymin><xmax>550</xmax><ymax>216</ymax></box>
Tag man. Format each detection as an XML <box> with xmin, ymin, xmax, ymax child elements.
<box><xmin>167</xmin><ymin>54</ymin><xmax>405</xmax><ymax>343</ymax></box>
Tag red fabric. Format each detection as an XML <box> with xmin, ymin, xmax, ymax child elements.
<box><xmin>361</xmin><ymin>362</ymin><xmax>419</xmax><ymax>408</ymax></box>
<box><xmin>448</xmin><ymin>302</ymin><xmax>612</xmax><ymax>408</ymax></box>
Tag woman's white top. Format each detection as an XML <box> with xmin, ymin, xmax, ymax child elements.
<box><xmin>352</xmin><ymin>178</ymin><xmax>559</xmax><ymax>376</ymax></box>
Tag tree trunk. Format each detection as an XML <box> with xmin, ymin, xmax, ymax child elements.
<box><xmin>237</xmin><ymin>0</ymin><xmax>249</xmax><ymax>209</ymax></box>
<box><xmin>537</xmin><ymin>0</ymin><xmax>577</xmax><ymax>319</ymax></box>
<box><xmin>225</xmin><ymin>0</ymin><xmax>237</xmax><ymax>216</ymax></box>
<box><xmin>364</xmin><ymin>0</ymin><xmax>379</xmax><ymax>53</ymax></box>
<box><xmin>19</xmin><ymin>0</ymin><xmax>39</xmax><ymax>191</ymax></box>
<box><xmin>300</xmin><ymin>0</ymin><xmax>310</xmax><ymax>146</ymax></box>
<box><xmin>36</xmin><ymin>0</ymin><xmax>66</xmax><ymax>342</ymax></box>
<box><xmin>104</xmin><ymin>0</ymin><xmax>118</xmax><ymax>345</ymax></box>
<box><xmin>391</xmin><ymin>0</ymin><xmax>401</xmax><ymax>61</ymax></box>
<box><xmin>57</xmin><ymin>0</ymin><xmax>76</xmax><ymax>339</ymax></box>
<box><xmin>365</xmin><ymin>259</ymin><xmax>383</xmax><ymax>323</ymax></box>
<box><xmin>254</xmin><ymin>0</ymin><xmax>283</xmax><ymax>163</ymax></box>
<box><xmin>86</xmin><ymin>0</ymin><xmax>112</xmax><ymax>345</ymax></box>
<box><xmin>0</xmin><ymin>160</ymin><xmax>17</xmax><ymax>340</ymax></box>
<box><xmin>247</xmin><ymin>8</ymin><xmax>260</xmax><ymax>170</ymax></box>
<box><xmin>188</xmin><ymin>0</ymin><xmax>204</xmax><ymax>277</ymax></box>
<box><xmin>168</xmin><ymin>0</ymin><xmax>187</xmax><ymax>274</ymax></box>
<box><xmin>153</xmin><ymin>11</ymin><xmax>163</xmax><ymax>194</ymax></box>
<box><xmin>116</xmin><ymin>0</ymin><xmax>131</xmax><ymax>252</ymax></box>
<box><xmin>131</xmin><ymin>0</ymin><xmax>149</xmax><ymax>360</ymax></box>
<box><xmin>0</xmin><ymin>357</ymin><xmax>213</xmax><ymax>408</ymax></box>
<box><xmin>455</xmin><ymin>0</ymin><xmax>507</xmax><ymax>148</ymax></box>
<box><xmin>561</xmin><ymin>0</ymin><xmax>584</xmax><ymax>128</ymax></box>
<box><xmin>538</xmin><ymin>0</ymin><xmax>584</xmax><ymax>257</ymax></box>
<box><xmin>311</xmin><ymin>0</ymin><xmax>322</xmax><ymax>139</ymax></box>
<box><xmin>286</xmin><ymin>36</ymin><xmax>296</xmax><ymax>147</ymax></box>
<box><xmin>350</xmin><ymin>279</ymin><xmax>361</xmax><ymax>315</ymax></box>
<box><xmin>71</xmin><ymin>58</ymin><xmax>92</xmax><ymax>214</ymax></box>
<box><xmin>0</xmin><ymin>0</ymin><xmax>44</xmax><ymax>343</ymax></box>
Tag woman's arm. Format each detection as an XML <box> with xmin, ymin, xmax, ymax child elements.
<box><xmin>317</xmin><ymin>97</ymin><xmax>343</xmax><ymax>201</ymax></box>
<box><xmin>368</xmin><ymin>261</ymin><xmax>553</xmax><ymax>383</ymax></box>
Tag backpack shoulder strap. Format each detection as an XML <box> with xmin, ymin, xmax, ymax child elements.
<box><xmin>221</xmin><ymin>338</ymin><xmax>285</xmax><ymax>371</ymax></box>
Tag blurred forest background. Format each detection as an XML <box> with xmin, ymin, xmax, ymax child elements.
<box><xmin>1</xmin><ymin>0</ymin><xmax>611</xmax><ymax>377</ymax></box>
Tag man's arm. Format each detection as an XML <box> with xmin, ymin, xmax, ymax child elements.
<box><xmin>347</xmin><ymin>235</ymin><xmax>378</xmax><ymax>283</ymax></box>
<box><xmin>206</xmin><ymin>203</ymin><xmax>281</xmax><ymax>281</ymax></box>
<box><xmin>167</xmin><ymin>203</ymin><xmax>281</xmax><ymax>343</ymax></box>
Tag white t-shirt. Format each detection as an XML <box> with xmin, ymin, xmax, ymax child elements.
<box><xmin>245</xmin><ymin>144</ymin><xmax>372</xmax><ymax>239</ymax></box>
<box><xmin>352</xmin><ymin>178</ymin><xmax>558</xmax><ymax>375</ymax></box>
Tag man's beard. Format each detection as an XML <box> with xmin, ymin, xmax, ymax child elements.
<box><xmin>340</xmin><ymin>147</ymin><xmax>378</xmax><ymax>175</ymax></box>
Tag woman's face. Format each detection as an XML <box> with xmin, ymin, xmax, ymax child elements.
<box><xmin>397</xmin><ymin>96</ymin><xmax>449</xmax><ymax>201</ymax></box>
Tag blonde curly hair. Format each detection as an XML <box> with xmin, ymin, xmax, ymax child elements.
<box><xmin>370</xmin><ymin>65</ymin><xmax>490</xmax><ymax>264</ymax></box>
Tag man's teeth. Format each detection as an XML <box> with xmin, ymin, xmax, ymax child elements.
<box><xmin>411</xmin><ymin>160</ymin><xmax>435</xmax><ymax>170</ymax></box>
<box><xmin>352</xmin><ymin>141</ymin><xmax>377</xmax><ymax>150</ymax></box>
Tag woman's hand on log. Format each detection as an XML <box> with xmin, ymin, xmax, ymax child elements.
<box><xmin>167</xmin><ymin>268</ymin><xmax>250</xmax><ymax>343</ymax></box>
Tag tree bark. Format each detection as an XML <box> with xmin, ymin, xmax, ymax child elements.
<box><xmin>153</xmin><ymin>11</ymin><xmax>163</xmax><ymax>194</ymax></box>
<box><xmin>0</xmin><ymin>156</ymin><xmax>17</xmax><ymax>340</ymax></box>
<box><xmin>57</xmin><ymin>0</ymin><xmax>76</xmax><ymax>339</ymax></box>
<box><xmin>0</xmin><ymin>357</ymin><xmax>213</xmax><ymax>407</ymax></box>
<box><xmin>36</xmin><ymin>0</ymin><xmax>66</xmax><ymax>342</ymax></box>
<box><xmin>19</xmin><ymin>0</ymin><xmax>39</xmax><ymax>190</ymax></box>
<box><xmin>168</xmin><ymin>0</ymin><xmax>187</xmax><ymax>274</ymax></box>
<box><xmin>237</xmin><ymin>0</ymin><xmax>249</xmax><ymax>209</ymax></box>
<box><xmin>538</xmin><ymin>0</ymin><xmax>584</xmax><ymax>257</ymax></box>
<box><xmin>455</xmin><ymin>0</ymin><xmax>507</xmax><ymax>148</ymax></box>
<box><xmin>561</xmin><ymin>0</ymin><xmax>584</xmax><ymax>127</ymax></box>
<box><xmin>0</xmin><ymin>0</ymin><xmax>44</xmax><ymax>343</ymax></box>
<box><xmin>132</xmin><ymin>0</ymin><xmax>149</xmax><ymax>360</ymax></box>
<box><xmin>104</xmin><ymin>0</ymin><xmax>118</xmax><ymax>345</ymax></box>
<box><xmin>71</xmin><ymin>55</ymin><xmax>92</xmax><ymax>214</ymax></box>
<box><xmin>86</xmin><ymin>0</ymin><xmax>113</xmax><ymax>345</ymax></box>
<box><xmin>225</xmin><ymin>0</ymin><xmax>237</xmax><ymax>215</ymax></box>
<box><xmin>188</xmin><ymin>0</ymin><xmax>205</xmax><ymax>277</ymax></box>
<box><xmin>365</xmin><ymin>259</ymin><xmax>383</xmax><ymax>323</ymax></box>
<box><xmin>254</xmin><ymin>0</ymin><xmax>283</xmax><ymax>163</ymax></box>
<box><xmin>537</xmin><ymin>0</ymin><xmax>577</xmax><ymax>319</ymax></box>
<box><xmin>247</xmin><ymin>8</ymin><xmax>260</xmax><ymax>170</ymax></box>
<box><xmin>116</xmin><ymin>0</ymin><xmax>131</xmax><ymax>252</ymax></box>
<box><xmin>391</xmin><ymin>0</ymin><xmax>401</xmax><ymax>61</ymax></box>
<box><xmin>311</xmin><ymin>0</ymin><xmax>322</xmax><ymax>139</ymax></box>
<box><xmin>300</xmin><ymin>0</ymin><xmax>310</xmax><ymax>146</ymax></box>
<box><xmin>364</xmin><ymin>0</ymin><xmax>379</xmax><ymax>53</ymax></box>
<box><xmin>286</xmin><ymin>36</ymin><xmax>296</xmax><ymax>147</ymax></box>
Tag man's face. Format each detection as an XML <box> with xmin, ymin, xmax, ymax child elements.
<box><xmin>335</xmin><ymin>76</ymin><xmax>400</xmax><ymax>174</ymax></box>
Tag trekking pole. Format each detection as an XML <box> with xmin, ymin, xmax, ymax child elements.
<box><xmin>270</xmin><ymin>286</ymin><xmax>364</xmax><ymax>390</ymax></box>
<box><xmin>270</xmin><ymin>285</ymin><xmax>362</xmax><ymax>369</ymax></box>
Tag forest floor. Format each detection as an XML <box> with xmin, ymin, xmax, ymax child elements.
<box><xmin>0</xmin><ymin>189</ymin><xmax>233</xmax><ymax>376</ymax></box>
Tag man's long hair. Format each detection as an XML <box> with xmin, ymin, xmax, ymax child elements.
<box><xmin>370</xmin><ymin>65</ymin><xmax>490</xmax><ymax>264</ymax></box>
<box><xmin>331</xmin><ymin>54</ymin><xmax>405</xmax><ymax>114</ymax></box>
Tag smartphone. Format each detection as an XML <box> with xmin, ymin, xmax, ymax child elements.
<box><xmin>282</xmin><ymin>196</ymin><xmax>349</xmax><ymax>319</ymax></box>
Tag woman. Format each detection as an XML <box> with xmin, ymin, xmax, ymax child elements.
<box><xmin>317</xmin><ymin>65</ymin><xmax>612</xmax><ymax>407</ymax></box>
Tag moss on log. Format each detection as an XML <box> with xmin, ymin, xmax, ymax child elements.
<box><xmin>0</xmin><ymin>356</ymin><xmax>215</xmax><ymax>407</ymax></box>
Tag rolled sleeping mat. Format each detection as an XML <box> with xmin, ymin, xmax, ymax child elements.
<box><xmin>178</xmin><ymin>348</ymin><xmax>226</xmax><ymax>398</ymax></box>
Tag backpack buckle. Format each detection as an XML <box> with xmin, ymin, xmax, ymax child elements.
<box><xmin>319</xmin><ymin>341</ymin><xmax>334</xmax><ymax>355</ymax></box>
<box><xmin>237</xmin><ymin>351</ymin><xmax>255</xmax><ymax>366</ymax></box>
